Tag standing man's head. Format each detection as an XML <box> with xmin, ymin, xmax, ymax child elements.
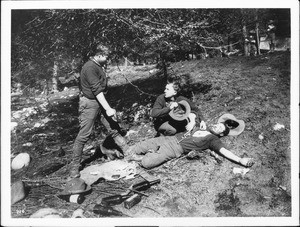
<box><xmin>92</xmin><ymin>44</ymin><xmax>111</xmax><ymax>66</ymax></box>
<box><xmin>164</xmin><ymin>81</ymin><xmax>181</xmax><ymax>98</ymax></box>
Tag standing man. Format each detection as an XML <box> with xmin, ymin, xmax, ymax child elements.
<box><xmin>69</xmin><ymin>44</ymin><xmax>125</xmax><ymax>179</ymax></box>
<box><xmin>151</xmin><ymin>79</ymin><xmax>206</xmax><ymax>136</ymax></box>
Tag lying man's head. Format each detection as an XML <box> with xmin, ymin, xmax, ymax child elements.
<box><xmin>210</xmin><ymin>118</ymin><xmax>241</xmax><ymax>137</ymax></box>
<box><xmin>210</xmin><ymin>123</ymin><xmax>230</xmax><ymax>137</ymax></box>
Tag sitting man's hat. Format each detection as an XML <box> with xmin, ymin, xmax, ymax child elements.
<box><xmin>169</xmin><ymin>100</ymin><xmax>191</xmax><ymax>121</ymax></box>
<box><xmin>60</xmin><ymin>178</ymin><xmax>91</xmax><ymax>195</ymax></box>
<box><xmin>217</xmin><ymin>113</ymin><xmax>245</xmax><ymax>136</ymax></box>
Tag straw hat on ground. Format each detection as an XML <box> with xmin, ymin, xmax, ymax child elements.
<box><xmin>218</xmin><ymin>113</ymin><xmax>245</xmax><ymax>136</ymax></box>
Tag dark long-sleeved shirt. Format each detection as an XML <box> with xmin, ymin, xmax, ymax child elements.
<box><xmin>151</xmin><ymin>94</ymin><xmax>204</xmax><ymax>123</ymax></box>
<box><xmin>80</xmin><ymin>59</ymin><xmax>108</xmax><ymax>99</ymax></box>
<box><xmin>175</xmin><ymin>130</ymin><xmax>225</xmax><ymax>153</ymax></box>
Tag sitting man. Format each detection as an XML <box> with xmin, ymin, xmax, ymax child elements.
<box><xmin>151</xmin><ymin>79</ymin><xmax>206</xmax><ymax>136</ymax></box>
<box><xmin>125</xmin><ymin>113</ymin><xmax>254</xmax><ymax>169</ymax></box>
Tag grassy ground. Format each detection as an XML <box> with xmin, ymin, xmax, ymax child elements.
<box><xmin>10</xmin><ymin>51</ymin><xmax>291</xmax><ymax>218</ymax></box>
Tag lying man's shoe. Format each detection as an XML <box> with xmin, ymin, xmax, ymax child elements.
<box><xmin>100</xmin><ymin>144</ymin><xmax>123</xmax><ymax>160</ymax></box>
<box><xmin>112</xmin><ymin>133</ymin><xmax>129</xmax><ymax>152</ymax></box>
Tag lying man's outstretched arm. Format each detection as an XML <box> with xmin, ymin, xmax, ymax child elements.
<box><xmin>218</xmin><ymin>147</ymin><xmax>254</xmax><ymax>167</ymax></box>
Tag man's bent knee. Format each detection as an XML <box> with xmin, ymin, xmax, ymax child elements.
<box><xmin>141</xmin><ymin>159</ymin><xmax>157</xmax><ymax>169</ymax></box>
<box><xmin>141</xmin><ymin>156</ymin><xmax>167</xmax><ymax>169</ymax></box>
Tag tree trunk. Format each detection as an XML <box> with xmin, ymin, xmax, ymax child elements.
<box><xmin>242</xmin><ymin>25</ymin><xmax>249</xmax><ymax>56</ymax></box>
<box><xmin>162</xmin><ymin>59</ymin><xmax>167</xmax><ymax>80</ymax></box>
<box><xmin>52</xmin><ymin>61</ymin><xmax>58</xmax><ymax>93</ymax></box>
<box><xmin>123</xmin><ymin>57</ymin><xmax>134</xmax><ymax>67</ymax></box>
<box><xmin>159</xmin><ymin>53</ymin><xmax>168</xmax><ymax>82</ymax></box>
<box><xmin>255</xmin><ymin>11</ymin><xmax>261</xmax><ymax>55</ymax></box>
<box><xmin>124</xmin><ymin>57</ymin><xmax>128</xmax><ymax>67</ymax></box>
<box><xmin>228</xmin><ymin>35</ymin><xmax>233</xmax><ymax>52</ymax></box>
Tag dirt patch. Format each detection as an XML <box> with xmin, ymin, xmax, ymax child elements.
<box><xmin>214</xmin><ymin>188</ymin><xmax>242</xmax><ymax>216</ymax></box>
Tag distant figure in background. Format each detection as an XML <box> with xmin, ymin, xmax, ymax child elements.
<box><xmin>151</xmin><ymin>79</ymin><xmax>206</xmax><ymax>136</ymax></box>
<box><xmin>248</xmin><ymin>30</ymin><xmax>258</xmax><ymax>56</ymax></box>
<box><xmin>267</xmin><ymin>20</ymin><xmax>276</xmax><ymax>53</ymax></box>
<box><xmin>69</xmin><ymin>44</ymin><xmax>127</xmax><ymax>179</ymax></box>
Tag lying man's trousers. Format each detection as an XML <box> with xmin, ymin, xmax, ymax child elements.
<box><xmin>130</xmin><ymin>136</ymin><xmax>184</xmax><ymax>169</ymax></box>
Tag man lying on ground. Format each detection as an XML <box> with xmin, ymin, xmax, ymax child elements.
<box><xmin>124</xmin><ymin>113</ymin><xmax>254</xmax><ymax>169</ymax></box>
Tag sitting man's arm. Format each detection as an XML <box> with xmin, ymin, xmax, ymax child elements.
<box><xmin>218</xmin><ymin>147</ymin><xmax>254</xmax><ymax>167</ymax></box>
<box><xmin>186</xmin><ymin>113</ymin><xmax>196</xmax><ymax>132</ymax></box>
<box><xmin>150</xmin><ymin>95</ymin><xmax>170</xmax><ymax>118</ymax></box>
<box><xmin>181</xmin><ymin>97</ymin><xmax>206</xmax><ymax>130</ymax></box>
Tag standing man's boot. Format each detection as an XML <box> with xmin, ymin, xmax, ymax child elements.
<box><xmin>69</xmin><ymin>143</ymin><xmax>83</xmax><ymax>179</ymax></box>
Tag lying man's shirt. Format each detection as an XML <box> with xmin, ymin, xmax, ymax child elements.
<box><xmin>175</xmin><ymin>130</ymin><xmax>225</xmax><ymax>153</ymax></box>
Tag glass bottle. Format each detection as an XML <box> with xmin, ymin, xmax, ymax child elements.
<box><xmin>101</xmin><ymin>194</ymin><xmax>131</xmax><ymax>206</ymax></box>
<box><xmin>132</xmin><ymin>179</ymin><xmax>161</xmax><ymax>191</ymax></box>
<box><xmin>124</xmin><ymin>194</ymin><xmax>142</xmax><ymax>209</ymax></box>
<box><xmin>58</xmin><ymin>194</ymin><xmax>85</xmax><ymax>204</ymax></box>
<box><xmin>93</xmin><ymin>204</ymin><xmax>124</xmax><ymax>216</ymax></box>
